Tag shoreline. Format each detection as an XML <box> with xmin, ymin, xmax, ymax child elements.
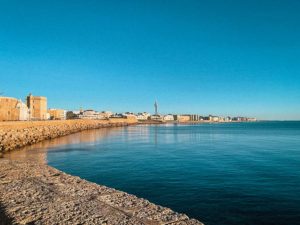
<box><xmin>138</xmin><ymin>120</ymin><xmax>259</xmax><ymax>125</ymax></box>
<box><xmin>0</xmin><ymin>120</ymin><xmax>204</xmax><ymax>225</ymax></box>
<box><xmin>0</xmin><ymin>119</ymin><xmax>136</xmax><ymax>155</ymax></box>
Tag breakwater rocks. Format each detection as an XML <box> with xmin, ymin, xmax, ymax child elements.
<box><xmin>0</xmin><ymin>159</ymin><xmax>203</xmax><ymax>225</ymax></box>
<box><xmin>0</xmin><ymin>119</ymin><xmax>134</xmax><ymax>154</ymax></box>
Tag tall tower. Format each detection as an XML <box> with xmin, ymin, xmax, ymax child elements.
<box><xmin>154</xmin><ymin>101</ymin><xmax>158</xmax><ymax>115</ymax></box>
<box><xmin>27</xmin><ymin>93</ymin><xmax>47</xmax><ymax>120</ymax></box>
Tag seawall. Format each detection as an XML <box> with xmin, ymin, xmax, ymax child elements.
<box><xmin>0</xmin><ymin>120</ymin><xmax>204</xmax><ymax>224</ymax></box>
<box><xmin>0</xmin><ymin>119</ymin><xmax>135</xmax><ymax>155</ymax></box>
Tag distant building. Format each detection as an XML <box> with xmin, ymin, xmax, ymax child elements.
<box><xmin>150</xmin><ymin>114</ymin><xmax>163</xmax><ymax>121</ymax></box>
<box><xmin>109</xmin><ymin>113</ymin><xmax>137</xmax><ymax>123</ymax></box>
<box><xmin>232</xmin><ymin>117</ymin><xmax>247</xmax><ymax>122</ymax></box>
<box><xmin>232</xmin><ymin>117</ymin><xmax>256</xmax><ymax>122</ymax></box>
<box><xmin>100</xmin><ymin>111</ymin><xmax>113</xmax><ymax>119</ymax></box>
<box><xmin>110</xmin><ymin>113</ymin><xmax>124</xmax><ymax>118</ymax></box>
<box><xmin>123</xmin><ymin>114</ymin><xmax>137</xmax><ymax>121</ymax></box>
<box><xmin>189</xmin><ymin>114</ymin><xmax>204</xmax><ymax>121</ymax></box>
<box><xmin>154</xmin><ymin>101</ymin><xmax>158</xmax><ymax>115</ymax></box>
<box><xmin>225</xmin><ymin>116</ymin><xmax>232</xmax><ymax>122</ymax></box>
<box><xmin>79</xmin><ymin>110</ymin><xmax>105</xmax><ymax>120</ymax></box>
<box><xmin>66</xmin><ymin>111</ymin><xmax>80</xmax><ymax>119</ymax></box>
<box><xmin>203</xmin><ymin>116</ymin><xmax>210</xmax><ymax>121</ymax></box>
<box><xmin>190</xmin><ymin>114</ymin><xmax>198</xmax><ymax>121</ymax></box>
<box><xmin>163</xmin><ymin>114</ymin><xmax>174</xmax><ymax>121</ymax></box>
<box><xmin>136</xmin><ymin>112</ymin><xmax>150</xmax><ymax>121</ymax></box>
<box><xmin>0</xmin><ymin>97</ymin><xmax>29</xmax><ymax>121</ymax></box>
<box><xmin>150</xmin><ymin>101</ymin><xmax>163</xmax><ymax>121</ymax></box>
<box><xmin>123</xmin><ymin>112</ymin><xmax>135</xmax><ymax>116</ymax></box>
<box><xmin>209</xmin><ymin>115</ymin><xmax>219</xmax><ymax>122</ymax></box>
<box><xmin>123</xmin><ymin>112</ymin><xmax>137</xmax><ymax>120</ymax></box>
<box><xmin>27</xmin><ymin>94</ymin><xmax>47</xmax><ymax>120</ymax></box>
<box><xmin>218</xmin><ymin>117</ymin><xmax>225</xmax><ymax>122</ymax></box>
<box><xmin>67</xmin><ymin>110</ymin><xmax>109</xmax><ymax>120</ymax></box>
<box><xmin>176</xmin><ymin>115</ymin><xmax>190</xmax><ymax>122</ymax></box>
<box><xmin>48</xmin><ymin>109</ymin><xmax>66</xmax><ymax>120</ymax></box>
<box><xmin>232</xmin><ymin>117</ymin><xmax>239</xmax><ymax>121</ymax></box>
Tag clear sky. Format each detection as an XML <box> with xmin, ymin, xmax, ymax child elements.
<box><xmin>0</xmin><ymin>0</ymin><xmax>299</xmax><ymax>120</ymax></box>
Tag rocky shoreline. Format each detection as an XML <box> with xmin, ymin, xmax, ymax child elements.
<box><xmin>0</xmin><ymin>120</ymin><xmax>204</xmax><ymax>225</ymax></box>
<box><xmin>0</xmin><ymin>119</ymin><xmax>134</xmax><ymax>155</ymax></box>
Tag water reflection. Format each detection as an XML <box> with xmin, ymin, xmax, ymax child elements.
<box><xmin>4</xmin><ymin>127</ymin><xmax>123</xmax><ymax>164</ymax></box>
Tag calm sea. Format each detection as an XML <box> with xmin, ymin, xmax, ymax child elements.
<box><xmin>46</xmin><ymin>122</ymin><xmax>300</xmax><ymax>225</ymax></box>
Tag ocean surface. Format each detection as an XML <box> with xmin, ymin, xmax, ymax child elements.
<box><xmin>45</xmin><ymin>122</ymin><xmax>300</xmax><ymax>225</ymax></box>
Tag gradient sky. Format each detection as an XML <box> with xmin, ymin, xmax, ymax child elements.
<box><xmin>0</xmin><ymin>0</ymin><xmax>299</xmax><ymax>120</ymax></box>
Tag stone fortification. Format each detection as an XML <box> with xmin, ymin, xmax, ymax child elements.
<box><xmin>0</xmin><ymin>97</ymin><xmax>28</xmax><ymax>122</ymax></box>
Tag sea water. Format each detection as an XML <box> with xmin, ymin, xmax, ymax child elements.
<box><xmin>47</xmin><ymin>122</ymin><xmax>300</xmax><ymax>225</ymax></box>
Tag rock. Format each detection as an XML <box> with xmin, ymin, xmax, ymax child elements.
<box><xmin>0</xmin><ymin>119</ymin><xmax>136</xmax><ymax>154</ymax></box>
<box><xmin>0</xmin><ymin>159</ymin><xmax>204</xmax><ymax>225</ymax></box>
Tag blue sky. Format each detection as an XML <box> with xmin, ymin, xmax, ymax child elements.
<box><xmin>0</xmin><ymin>0</ymin><xmax>299</xmax><ymax>120</ymax></box>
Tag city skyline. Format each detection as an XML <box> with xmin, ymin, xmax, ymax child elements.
<box><xmin>1</xmin><ymin>0</ymin><xmax>300</xmax><ymax>120</ymax></box>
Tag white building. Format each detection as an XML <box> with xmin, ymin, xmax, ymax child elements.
<box><xmin>209</xmin><ymin>116</ymin><xmax>220</xmax><ymax>122</ymax></box>
<box><xmin>79</xmin><ymin>110</ymin><xmax>105</xmax><ymax>120</ymax></box>
<box><xmin>163</xmin><ymin>114</ymin><xmax>174</xmax><ymax>121</ymax></box>
<box><xmin>218</xmin><ymin>117</ymin><xmax>225</xmax><ymax>122</ymax></box>
<box><xmin>48</xmin><ymin>109</ymin><xmax>67</xmax><ymax>120</ymax></box>
<box><xmin>136</xmin><ymin>112</ymin><xmax>150</xmax><ymax>121</ymax></box>
<box><xmin>150</xmin><ymin>114</ymin><xmax>163</xmax><ymax>121</ymax></box>
<box><xmin>224</xmin><ymin>117</ymin><xmax>232</xmax><ymax>122</ymax></box>
<box><xmin>16</xmin><ymin>100</ymin><xmax>29</xmax><ymax>121</ymax></box>
<box><xmin>101</xmin><ymin>111</ymin><xmax>113</xmax><ymax>118</ymax></box>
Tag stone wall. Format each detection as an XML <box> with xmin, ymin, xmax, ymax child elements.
<box><xmin>0</xmin><ymin>97</ymin><xmax>22</xmax><ymax>121</ymax></box>
<box><xmin>0</xmin><ymin>119</ymin><xmax>136</xmax><ymax>154</ymax></box>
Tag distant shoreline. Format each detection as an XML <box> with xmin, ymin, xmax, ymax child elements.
<box><xmin>138</xmin><ymin>120</ymin><xmax>260</xmax><ymax>125</ymax></box>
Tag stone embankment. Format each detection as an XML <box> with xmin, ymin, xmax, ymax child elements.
<box><xmin>0</xmin><ymin>119</ymin><xmax>134</xmax><ymax>155</ymax></box>
<box><xmin>0</xmin><ymin>159</ymin><xmax>203</xmax><ymax>225</ymax></box>
<box><xmin>0</xmin><ymin>119</ymin><xmax>204</xmax><ymax>225</ymax></box>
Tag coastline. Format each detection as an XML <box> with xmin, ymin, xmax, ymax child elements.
<box><xmin>138</xmin><ymin>120</ymin><xmax>259</xmax><ymax>125</ymax></box>
<box><xmin>0</xmin><ymin>120</ymin><xmax>204</xmax><ymax>225</ymax></box>
<box><xmin>0</xmin><ymin>119</ymin><xmax>136</xmax><ymax>155</ymax></box>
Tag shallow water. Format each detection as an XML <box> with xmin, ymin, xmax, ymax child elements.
<box><xmin>12</xmin><ymin>122</ymin><xmax>300</xmax><ymax>225</ymax></box>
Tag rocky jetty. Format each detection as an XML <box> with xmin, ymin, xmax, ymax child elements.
<box><xmin>0</xmin><ymin>119</ymin><xmax>133</xmax><ymax>154</ymax></box>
